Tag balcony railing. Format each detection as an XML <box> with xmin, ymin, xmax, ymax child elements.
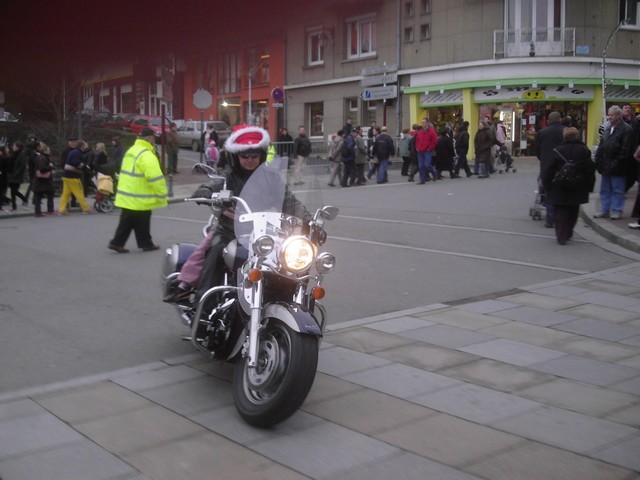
<box><xmin>494</xmin><ymin>28</ymin><xmax>576</xmax><ymax>58</ymax></box>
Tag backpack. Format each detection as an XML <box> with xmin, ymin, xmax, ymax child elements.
<box><xmin>205</xmin><ymin>143</ymin><xmax>219</xmax><ymax>165</ymax></box>
<box><xmin>552</xmin><ymin>148</ymin><xmax>582</xmax><ymax>190</ymax></box>
<box><xmin>340</xmin><ymin>136</ymin><xmax>351</xmax><ymax>158</ymax></box>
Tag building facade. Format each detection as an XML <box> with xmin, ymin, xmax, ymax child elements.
<box><xmin>284</xmin><ymin>0</ymin><xmax>640</xmax><ymax>155</ymax></box>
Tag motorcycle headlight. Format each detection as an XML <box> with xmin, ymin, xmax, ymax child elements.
<box><xmin>253</xmin><ymin>235</ymin><xmax>275</xmax><ymax>256</ymax></box>
<box><xmin>280</xmin><ymin>236</ymin><xmax>316</xmax><ymax>273</ymax></box>
<box><xmin>315</xmin><ymin>252</ymin><xmax>336</xmax><ymax>274</ymax></box>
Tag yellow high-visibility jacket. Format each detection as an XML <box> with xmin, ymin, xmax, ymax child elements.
<box><xmin>115</xmin><ymin>139</ymin><xmax>168</xmax><ymax>211</ymax></box>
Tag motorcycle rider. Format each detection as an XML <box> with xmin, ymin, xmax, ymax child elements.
<box><xmin>164</xmin><ymin>124</ymin><xmax>310</xmax><ymax>303</ymax></box>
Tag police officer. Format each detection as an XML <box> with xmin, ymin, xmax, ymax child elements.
<box><xmin>108</xmin><ymin>127</ymin><xmax>168</xmax><ymax>253</ymax></box>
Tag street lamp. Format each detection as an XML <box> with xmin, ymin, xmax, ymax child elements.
<box><xmin>602</xmin><ymin>19</ymin><xmax>627</xmax><ymax>122</ymax></box>
<box><xmin>247</xmin><ymin>54</ymin><xmax>270</xmax><ymax>125</ymax></box>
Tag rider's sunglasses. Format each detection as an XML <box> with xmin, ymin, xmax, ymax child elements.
<box><xmin>238</xmin><ymin>152</ymin><xmax>261</xmax><ymax>159</ymax></box>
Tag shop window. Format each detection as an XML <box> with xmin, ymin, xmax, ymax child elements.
<box><xmin>404</xmin><ymin>1</ymin><xmax>414</xmax><ymax>17</ymax></box>
<box><xmin>347</xmin><ymin>98</ymin><xmax>358</xmax><ymax>113</ymax></box>
<box><xmin>307</xmin><ymin>101</ymin><xmax>324</xmax><ymax>137</ymax></box>
<box><xmin>346</xmin><ymin>15</ymin><xmax>377</xmax><ymax>59</ymax></box>
<box><xmin>404</xmin><ymin>27</ymin><xmax>414</xmax><ymax>42</ymax></box>
<box><xmin>217</xmin><ymin>52</ymin><xmax>240</xmax><ymax>94</ymax></box>
<box><xmin>307</xmin><ymin>27</ymin><xmax>325</xmax><ymax>66</ymax></box>
<box><xmin>620</xmin><ymin>0</ymin><xmax>640</xmax><ymax>28</ymax></box>
<box><xmin>420</xmin><ymin>0</ymin><xmax>432</xmax><ymax>15</ymax></box>
<box><xmin>420</xmin><ymin>24</ymin><xmax>431</xmax><ymax>40</ymax></box>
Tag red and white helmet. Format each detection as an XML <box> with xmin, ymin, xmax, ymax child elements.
<box><xmin>224</xmin><ymin>124</ymin><xmax>270</xmax><ymax>154</ymax></box>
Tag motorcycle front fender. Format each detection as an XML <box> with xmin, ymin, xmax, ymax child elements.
<box><xmin>263</xmin><ymin>302</ymin><xmax>322</xmax><ymax>336</ymax></box>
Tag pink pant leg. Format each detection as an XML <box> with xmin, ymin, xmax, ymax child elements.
<box><xmin>178</xmin><ymin>231</ymin><xmax>214</xmax><ymax>287</ymax></box>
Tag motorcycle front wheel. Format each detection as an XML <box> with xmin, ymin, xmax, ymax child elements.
<box><xmin>232</xmin><ymin>319</ymin><xmax>319</xmax><ymax>428</ymax></box>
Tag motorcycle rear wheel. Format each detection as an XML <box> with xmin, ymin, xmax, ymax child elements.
<box><xmin>232</xmin><ymin>319</ymin><xmax>318</xmax><ymax>428</ymax></box>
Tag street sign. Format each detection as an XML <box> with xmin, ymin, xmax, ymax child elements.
<box><xmin>360</xmin><ymin>85</ymin><xmax>398</xmax><ymax>101</ymax></box>
<box><xmin>273</xmin><ymin>102</ymin><xmax>283</xmax><ymax>108</ymax></box>
<box><xmin>271</xmin><ymin>88</ymin><xmax>284</xmax><ymax>101</ymax></box>
<box><xmin>360</xmin><ymin>63</ymin><xmax>398</xmax><ymax>76</ymax></box>
<box><xmin>193</xmin><ymin>88</ymin><xmax>212</xmax><ymax>110</ymax></box>
<box><xmin>360</xmin><ymin>73</ymin><xmax>398</xmax><ymax>87</ymax></box>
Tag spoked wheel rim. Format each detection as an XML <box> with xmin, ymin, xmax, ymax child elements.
<box><xmin>99</xmin><ymin>198</ymin><xmax>114</xmax><ymax>213</ymax></box>
<box><xmin>242</xmin><ymin>323</ymin><xmax>291</xmax><ymax>405</ymax></box>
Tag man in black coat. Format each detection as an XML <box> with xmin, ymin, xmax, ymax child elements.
<box><xmin>536</xmin><ymin>111</ymin><xmax>565</xmax><ymax>227</ymax></box>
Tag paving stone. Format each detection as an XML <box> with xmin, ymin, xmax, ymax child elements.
<box><xmin>0</xmin><ymin>413</ymin><xmax>83</xmax><ymax>458</ymax></box>
<box><xmin>302</xmin><ymin>372</ymin><xmax>364</xmax><ymax>405</ymax></box>
<box><xmin>138</xmin><ymin>375</ymin><xmax>233</xmax><ymax>416</ymax></box>
<box><xmin>593</xmin><ymin>435</ymin><xmax>640</xmax><ymax>472</ymax></box>
<box><xmin>526</xmin><ymin>284</ymin><xmax>591</xmax><ymax>297</ymax></box>
<box><xmin>0</xmin><ymin>441</ymin><xmax>136</xmax><ymax>480</ymax></box>
<box><xmin>303</xmin><ymin>388</ymin><xmax>437</xmax><ymax>434</ymax></box>
<box><xmin>113</xmin><ymin>364</ymin><xmax>206</xmax><ymax>392</ymax></box>
<box><xmin>605</xmin><ymin>403</ymin><xmax>640</xmax><ymax>428</ymax></box>
<box><xmin>124</xmin><ymin>431</ymin><xmax>308</xmax><ymax>480</ymax></box>
<box><xmin>322</xmin><ymin>327</ymin><xmax>415</xmax><ymax>353</ymax></box>
<box><xmin>549</xmin><ymin>336</ymin><xmax>640</xmax><ymax>362</ymax></box>
<box><xmin>0</xmin><ymin>398</ymin><xmax>47</xmax><ymax>421</ymax></box>
<box><xmin>529</xmin><ymin>354</ymin><xmax>639</xmax><ymax>387</ymax></box>
<box><xmin>417</xmin><ymin>307</ymin><xmax>510</xmax><ymax>330</ymax></box>
<box><xmin>611</xmin><ymin>375</ymin><xmax>640</xmax><ymax>395</ymax></box>
<box><xmin>622</xmin><ymin>334</ymin><xmax>640</xmax><ymax>347</ymax></box>
<box><xmin>412</xmin><ymin>382</ymin><xmax>541</xmax><ymax>424</ymax></box>
<box><xmin>366</xmin><ymin>315</ymin><xmax>436</xmax><ymax>333</ymax></box>
<box><xmin>569</xmin><ymin>291</ymin><xmax>640</xmax><ymax>309</ymax></box>
<box><xmin>375</xmin><ymin>413</ymin><xmax>527</xmax><ymax>467</ymax></box>
<box><xmin>250</xmin><ymin>421</ymin><xmax>399</xmax><ymax>479</ymax></box>
<box><xmin>397</xmin><ymin>324</ymin><xmax>497</xmax><ymax>349</ymax></box>
<box><xmin>495</xmin><ymin>292</ymin><xmax>584</xmax><ymax>311</ymax></box>
<box><xmin>438</xmin><ymin>358</ymin><xmax>555</xmax><ymax>393</ymax></box>
<box><xmin>560</xmin><ymin>303</ymin><xmax>640</xmax><ymax>323</ymax></box>
<box><xmin>460</xmin><ymin>338</ymin><xmax>567</xmax><ymax>366</ymax></box>
<box><xmin>375</xmin><ymin>343</ymin><xmax>477</xmax><ymax>372</ymax></box>
<box><xmin>323</xmin><ymin>451</ymin><xmax>483</xmax><ymax>480</ymax></box>
<box><xmin>572</xmin><ymin>279</ymin><xmax>640</xmax><ymax>296</ymax></box>
<box><xmin>479</xmin><ymin>320</ymin><xmax>575</xmax><ymax>347</ymax></box>
<box><xmin>617</xmin><ymin>354</ymin><xmax>640</xmax><ymax>368</ymax></box>
<box><xmin>553</xmin><ymin>317</ymin><xmax>640</xmax><ymax>342</ymax></box>
<box><xmin>465</xmin><ymin>440</ymin><xmax>635</xmax><ymax>480</ymax></box>
<box><xmin>317</xmin><ymin>346</ymin><xmax>392</xmax><ymax>377</ymax></box>
<box><xmin>35</xmin><ymin>382</ymin><xmax>150</xmax><ymax>424</ymax></box>
<box><xmin>455</xmin><ymin>299</ymin><xmax>520</xmax><ymax>314</ymax></box>
<box><xmin>74</xmin><ymin>404</ymin><xmax>205</xmax><ymax>455</ymax></box>
<box><xmin>517</xmin><ymin>378</ymin><xmax>639</xmax><ymax>417</ymax></box>
<box><xmin>492</xmin><ymin>405</ymin><xmax>638</xmax><ymax>455</ymax></box>
<box><xmin>188</xmin><ymin>358</ymin><xmax>235</xmax><ymax>381</ymax></box>
<box><xmin>492</xmin><ymin>306</ymin><xmax>579</xmax><ymax>327</ymax></box>
<box><xmin>343</xmin><ymin>363</ymin><xmax>461</xmax><ymax>399</ymax></box>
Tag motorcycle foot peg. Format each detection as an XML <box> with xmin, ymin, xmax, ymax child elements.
<box><xmin>180</xmin><ymin>312</ymin><xmax>192</xmax><ymax>327</ymax></box>
<box><xmin>181</xmin><ymin>335</ymin><xmax>192</xmax><ymax>342</ymax></box>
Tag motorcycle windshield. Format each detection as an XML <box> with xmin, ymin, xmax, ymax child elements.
<box><xmin>234</xmin><ymin>154</ymin><xmax>323</xmax><ymax>250</ymax></box>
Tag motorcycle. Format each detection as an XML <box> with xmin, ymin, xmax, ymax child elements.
<box><xmin>161</xmin><ymin>158</ymin><xmax>338</xmax><ymax>427</ymax></box>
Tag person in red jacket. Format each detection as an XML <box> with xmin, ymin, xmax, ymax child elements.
<box><xmin>415</xmin><ymin>118</ymin><xmax>438</xmax><ymax>184</ymax></box>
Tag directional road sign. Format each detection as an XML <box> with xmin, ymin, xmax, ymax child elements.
<box><xmin>360</xmin><ymin>73</ymin><xmax>398</xmax><ymax>87</ymax></box>
<box><xmin>360</xmin><ymin>63</ymin><xmax>398</xmax><ymax>76</ymax></box>
<box><xmin>360</xmin><ymin>85</ymin><xmax>398</xmax><ymax>101</ymax></box>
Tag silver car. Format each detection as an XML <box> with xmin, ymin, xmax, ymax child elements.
<box><xmin>176</xmin><ymin>120</ymin><xmax>231</xmax><ymax>151</ymax></box>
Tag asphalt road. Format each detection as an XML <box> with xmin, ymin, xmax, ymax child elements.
<box><xmin>2</xmin><ymin>153</ymin><xmax>639</xmax><ymax>393</ymax></box>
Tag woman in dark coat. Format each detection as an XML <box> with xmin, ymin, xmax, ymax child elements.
<box><xmin>33</xmin><ymin>142</ymin><xmax>56</xmax><ymax>216</ymax></box>
<box><xmin>435</xmin><ymin>127</ymin><xmax>455</xmax><ymax>178</ymax></box>
<box><xmin>474</xmin><ymin>121</ymin><xmax>494</xmax><ymax>178</ymax></box>
<box><xmin>542</xmin><ymin>127</ymin><xmax>596</xmax><ymax>245</ymax></box>
<box><xmin>7</xmin><ymin>141</ymin><xmax>27</xmax><ymax>210</ymax></box>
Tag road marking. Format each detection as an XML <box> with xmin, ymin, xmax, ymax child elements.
<box><xmin>331</xmin><ymin>236</ymin><xmax>589</xmax><ymax>274</ymax></box>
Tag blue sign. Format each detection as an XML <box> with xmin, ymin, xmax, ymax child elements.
<box><xmin>271</xmin><ymin>88</ymin><xmax>284</xmax><ymax>101</ymax></box>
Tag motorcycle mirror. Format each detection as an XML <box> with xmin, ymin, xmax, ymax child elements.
<box><xmin>318</xmin><ymin>206</ymin><xmax>339</xmax><ymax>221</ymax></box>
<box><xmin>192</xmin><ymin>163</ymin><xmax>214</xmax><ymax>176</ymax></box>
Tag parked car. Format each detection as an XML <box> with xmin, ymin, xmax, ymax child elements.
<box><xmin>129</xmin><ymin>115</ymin><xmax>172</xmax><ymax>136</ymax></box>
<box><xmin>0</xmin><ymin>111</ymin><xmax>19</xmax><ymax>122</ymax></box>
<box><xmin>81</xmin><ymin>110</ymin><xmax>110</xmax><ymax>127</ymax></box>
<box><xmin>102</xmin><ymin>113</ymin><xmax>136</xmax><ymax>130</ymax></box>
<box><xmin>176</xmin><ymin>120</ymin><xmax>231</xmax><ymax>151</ymax></box>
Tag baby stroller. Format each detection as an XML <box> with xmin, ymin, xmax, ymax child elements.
<box><xmin>529</xmin><ymin>177</ymin><xmax>545</xmax><ymax>221</ymax></box>
<box><xmin>93</xmin><ymin>164</ymin><xmax>118</xmax><ymax>213</ymax></box>
<box><xmin>496</xmin><ymin>145</ymin><xmax>516</xmax><ymax>173</ymax></box>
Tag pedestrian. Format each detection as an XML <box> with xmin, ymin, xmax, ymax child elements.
<box><xmin>353</xmin><ymin>126</ymin><xmax>369</xmax><ymax>185</ymax></box>
<box><xmin>166</xmin><ymin>122</ymin><xmax>180</xmax><ymax>174</ymax></box>
<box><xmin>58</xmin><ymin>140</ymin><xmax>92</xmax><ymax>215</ymax></box>
<box><xmin>94</xmin><ymin>142</ymin><xmax>109</xmax><ymax>171</ymax></box>
<box><xmin>61</xmin><ymin>137</ymin><xmax>79</xmax><ymax>207</ymax></box>
<box><xmin>474</xmin><ymin>121</ymin><xmax>494</xmax><ymax>178</ymax></box>
<box><xmin>108</xmin><ymin>128</ymin><xmax>167</xmax><ymax>253</ymax></box>
<box><xmin>33</xmin><ymin>142</ymin><xmax>56</xmax><ymax>217</ymax></box>
<box><xmin>536</xmin><ymin>111</ymin><xmax>565</xmax><ymax>227</ymax></box>
<box><xmin>327</xmin><ymin>130</ymin><xmax>344</xmax><ymax>187</ymax></box>
<box><xmin>542</xmin><ymin>127</ymin><xmax>596</xmax><ymax>245</ymax></box>
<box><xmin>398</xmin><ymin>128</ymin><xmax>412</xmax><ymax>176</ymax></box>
<box><xmin>292</xmin><ymin>125</ymin><xmax>311</xmax><ymax>185</ymax></box>
<box><xmin>594</xmin><ymin>105</ymin><xmax>635</xmax><ymax>220</ymax></box>
<box><xmin>0</xmin><ymin>144</ymin><xmax>10</xmax><ymax>209</ymax></box>
<box><xmin>371</xmin><ymin>126</ymin><xmax>394</xmax><ymax>184</ymax></box>
<box><xmin>621</xmin><ymin>103</ymin><xmax>639</xmax><ymax>192</ymax></box>
<box><xmin>342</xmin><ymin>118</ymin><xmax>353</xmax><ymax>136</ymax></box>
<box><xmin>407</xmin><ymin>124</ymin><xmax>420</xmax><ymax>182</ymax></box>
<box><xmin>367</xmin><ymin>120</ymin><xmax>377</xmax><ymax>154</ymax></box>
<box><xmin>367</xmin><ymin>126</ymin><xmax>381</xmax><ymax>180</ymax></box>
<box><xmin>415</xmin><ymin>118</ymin><xmax>438</xmax><ymax>184</ymax></box>
<box><xmin>276</xmin><ymin>127</ymin><xmax>293</xmax><ymax>162</ymax></box>
<box><xmin>201</xmin><ymin>123</ymin><xmax>219</xmax><ymax>150</ymax></box>
<box><xmin>111</xmin><ymin>136</ymin><xmax>124</xmax><ymax>172</ymax></box>
<box><xmin>435</xmin><ymin>127</ymin><xmax>455</xmax><ymax>179</ymax></box>
<box><xmin>453</xmin><ymin>121</ymin><xmax>472</xmax><ymax>178</ymax></box>
<box><xmin>7</xmin><ymin>141</ymin><xmax>28</xmax><ymax>211</ymax></box>
<box><xmin>341</xmin><ymin>129</ymin><xmax>356</xmax><ymax>187</ymax></box>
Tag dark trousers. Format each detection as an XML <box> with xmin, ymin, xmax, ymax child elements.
<box><xmin>554</xmin><ymin>204</ymin><xmax>579</xmax><ymax>245</ymax></box>
<box><xmin>401</xmin><ymin>156</ymin><xmax>411</xmax><ymax>176</ymax></box>
<box><xmin>355</xmin><ymin>163</ymin><xmax>366</xmax><ymax>184</ymax></box>
<box><xmin>23</xmin><ymin>177</ymin><xmax>34</xmax><ymax>204</ymax></box>
<box><xmin>341</xmin><ymin>161</ymin><xmax>356</xmax><ymax>187</ymax></box>
<box><xmin>110</xmin><ymin>208</ymin><xmax>154</xmax><ymax>249</ymax></box>
<box><xmin>0</xmin><ymin>173</ymin><xmax>9</xmax><ymax>205</ymax></box>
<box><xmin>454</xmin><ymin>153</ymin><xmax>471</xmax><ymax>176</ymax></box>
<box><xmin>9</xmin><ymin>183</ymin><xmax>26</xmax><ymax>209</ymax></box>
<box><xmin>169</xmin><ymin>152</ymin><xmax>178</xmax><ymax>173</ymax></box>
<box><xmin>34</xmin><ymin>191</ymin><xmax>54</xmax><ymax>214</ymax></box>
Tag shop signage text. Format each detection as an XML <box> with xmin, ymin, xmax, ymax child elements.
<box><xmin>474</xmin><ymin>84</ymin><xmax>594</xmax><ymax>102</ymax></box>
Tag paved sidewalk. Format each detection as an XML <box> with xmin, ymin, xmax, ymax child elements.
<box><xmin>1</xmin><ymin>265</ymin><xmax>639</xmax><ymax>479</ymax></box>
